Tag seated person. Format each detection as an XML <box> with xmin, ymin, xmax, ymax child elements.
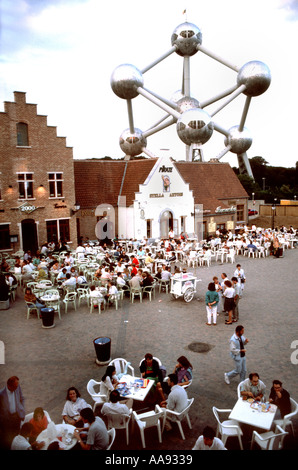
<box><xmin>11</xmin><ymin>423</ymin><xmax>44</xmax><ymax>450</ymax></box>
<box><xmin>73</xmin><ymin>408</ymin><xmax>109</xmax><ymax>450</ymax></box>
<box><xmin>116</xmin><ymin>272</ymin><xmax>127</xmax><ymax>288</ymax></box>
<box><xmin>105</xmin><ymin>281</ymin><xmax>118</xmax><ymax>302</ymax></box>
<box><xmin>141</xmin><ymin>271</ymin><xmax>154</xmax><ymax>288</ymax></box>
<box><xmin>160</xmin><ymin>374</ymin><xmax>188</xmax><ymax>430</ymax></box>
<box><xmin>57</xmin><ymin>268</ymin><xmax>67</xmax><ymax>283</ymax></box>
<box><xmin>100</xmin><ymin>365</ymin><xmax>119</xmax><ymax>397</ymax></box>
<box><xmin>24</xmin><ymin>287</ymin><xmax>45</xmax><ymax>315</ymax></box>
<box><xmin>101</xmin><ymin>390</ymin><xmax>133</xmax><ymax>420</ymax></box>
<box><xmin>129</xmin><ymin>272</ymin><xmax>142</xmax><ymax>289</ymax></box>
<box><xmin>28</xmin><ymin>407</ymin><xmax>48</xmax><ymax>443</ymax></box>
<box><xmin>269</xmin><ymin>380</ymin><xmax>291</xmax><ymax>418</ymax></box>
<box><xmin>63</xmin><ymin>272</ymin><xmax>77</xmax><ymax>288</ymax></box>
<box><xmin>173</xmin><ymin>356</ymin><xmax>193</xmax><ymax>387</ymax></box>
<box><xmin>161</xmin><ymin>266</ymin><xmax>172</xmax><ymax>281</ymax></box>
<box><xmin>140</xmin><ymin>353</ymin><xmax>165</xmax><ymax>401</ymax></box>
<box><xmin>192</xmin><ymin>426</ymin><xmax>227</xmax><ymax>450</ymax></box>
<box><xmin>240</xmin><ymin>373</ymin><xmax>266</xmax><ymax>401</ymax></box>
<box><xmin>77</xmin><ymin>271</ymin><xmax>88</xmax><ymax>286</ymax></box>
<box><xmin>62</xmin><ymin>387</ymin><xmax>92</xmax><ymax>427</ymax></box>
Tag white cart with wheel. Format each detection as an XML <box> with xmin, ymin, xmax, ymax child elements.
<box><xmin>170</xmin><ymin>274</ymin><xmax>201</xmax><ymax>303</ymax></box>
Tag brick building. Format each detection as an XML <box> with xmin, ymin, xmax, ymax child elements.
<box><xmin>0</xmin><ymin>92</ymin><xmax>77</xmax><ymax>254</ymax></box>
<box><xmin>74</xmin><ymin>153</ymin><xmax>248</xmax><ymax>242</ymax></box>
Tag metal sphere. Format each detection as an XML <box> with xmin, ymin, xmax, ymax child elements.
<box><xmin>237</xmin><ymin>61</ymin><xmax>271</xmax><ymax>97</ymax></box>
<box><xmin>110</xmin><ymin>64</ymin><xmax>144</xmax><ymax>99</ymax></box>
<box><xmin>176</xmin><ymin>108</ymin><xmax>213</xmax><ymax>146</ymax></box>
<box><xmin>224</xmin><ymin>126</ymin><xmax>252</xmax><ymax>154</ymax></box>
<box><xmin>119</xmin><ymin>128</ymin><xmax>147</xmax><ymax>156</ymax></box>
<box><xmin>176</xmin><ymin>96</ymin><xmax>200</xmax><ymax>113</ymax></box>
<box><xmin>171</xmin><ymin>22</ymin><xmax>202</xmax><ymax>57</ymax></box>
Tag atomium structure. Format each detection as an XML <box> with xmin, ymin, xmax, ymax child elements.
<box><xmin>110</xmin><ymin>21</ymin><xmax>271</xmax><ymax>178</ymax></box>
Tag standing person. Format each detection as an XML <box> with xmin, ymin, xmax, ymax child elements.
<box><xmin>205</xmin><ymin>282</ymin><xmax>219</xmax><ymax>326</ymax></box>
<box><xmin>234</xmin><ymin>264</ymin><xmax>246</xmax><ymax>295</ymax></box>
<box><xmin>0</xmin><ymin>376</ymin><xmax>26</xmax><ymax>449</ymax></box>
<box><xmin>213</xmin><ymin>276</ymin><xmax>223</xmax><ymax>314</ymax></box>
<box><xmin>73</xmin><ymin>408</ymin><xmax>109</xmax><ymax>450</ymax></box>
<box><xmin>224</xmin><ymin>325</ymin><xmax>249</xmax><ymax>385</ymax></box>
<box><xmin>220</xmin><ymin>273</ymin><xmax>229</xmax><ymax>313</ymax></box>
<box><xmin>231</xmin><ymin>277</ymin><xmax>241</xmax><ymax>322</ymax></box>
<box><xmin>222</xmin><ymin>280</ymin><xmax>235</xmax><ymax>325</ymax></box>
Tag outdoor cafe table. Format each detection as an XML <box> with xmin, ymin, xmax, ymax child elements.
<box><xmin>37</xmin><ymin>423</ymin><xmax>76</xmax><ymax>450</ymax></box>
<box><xmin>41</xmin><ymin>293</ymin><xmax>60</xmax><ymax>307</ymax></box>
<box><xmin>116</xmin><ymin>375</ymin><xmax>155</xmax><ymax>402</ymax></box>
<box><xmin>229</xmin><ymin>398</ymin><xmax>277</xmax><ymax>430</ymax></box>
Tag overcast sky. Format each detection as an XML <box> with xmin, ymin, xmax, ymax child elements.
<box><xmin>0</xmin><ymin>0</ymin><xmax>297</xmax><ymax>169</ymax></box>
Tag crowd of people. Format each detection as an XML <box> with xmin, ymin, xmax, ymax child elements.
<box><xmin>0</xmin><ymin>223</ymin><xmax>297</xmax><ymax>450</ymax></box>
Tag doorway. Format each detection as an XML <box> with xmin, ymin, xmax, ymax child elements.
<box><xmin>159</xmin><ymin>210</ymin><xmax>174</xmax><ymax>238</ymax></box>
<box><xmin>21</xmin><ymin>219</ymin><xmax>38</xmax><ymax>254</ymax></box>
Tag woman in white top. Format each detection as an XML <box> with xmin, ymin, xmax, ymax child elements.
<box><xmin>62</xmin><ymin>387</ymin><xmax>91</xmax><ymax>426</ymax></box>
<box><xmin>223</xmin><ymin>280</ymin><xmax>235</xmax><ymax>325</ymax></box>
<box><xmin>100</xmin><ymin>365</ymin><xmax>119</xmax><ymax>397</ymax></box>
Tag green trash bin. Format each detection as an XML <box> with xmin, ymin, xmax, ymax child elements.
<box><xmin>93</xmin><ymin>337</ymin><xmax>111</xmax><ymax>365</ymax></box>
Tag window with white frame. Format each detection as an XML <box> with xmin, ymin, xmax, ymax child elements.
<box><xmin>48</xmin><ymin>173</ymin><xmax>63</xmax><ymax>198</ymax></box>
<box><xmin>17</xmin><ymin>173</ymin><xmax>34</xmax><ymax>199</ymax></box>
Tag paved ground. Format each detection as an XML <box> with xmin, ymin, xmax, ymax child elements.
<box><xmin>1</xmin><ymin>248</ymin><xmax>298</xmax><ymax>453</ymax></box>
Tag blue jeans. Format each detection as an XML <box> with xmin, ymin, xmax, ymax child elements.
<box><xmin>227</xmin><ymin>355</ymin><xmax>246</xmax><ymax>381</ymax></box>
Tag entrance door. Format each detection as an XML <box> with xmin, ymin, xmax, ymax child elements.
<box><xmin>160</xmin><ymin>210</ymin><xmax>174</xmax><ymax>238</ymax></box>
<box><xmin>21</xmin><ymin>219</ymin><xmax>38</xmax><ymax>254</ymax></box>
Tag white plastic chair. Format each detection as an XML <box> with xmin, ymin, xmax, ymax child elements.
<box><xmin>251</xmin><ymin>424</ymin><xmax>288</xmax><ymax>450</ymax></box>
<box><xmin>77</xmin><ymin>287</ymin><xmax>90</xmax><ymax>307</ymax></box>
<box><xmin>106</xmin><ymin>428</ymin><xmax>116</xmax><ymax>450</ymax></box>
<box><xmin>109</xmin><ymin>358</ymin><xmax>135</xmax><ymax>377</ymax></box>
<box><xmin>212</xmin><ymin>406</ymin><xmax>243</xmax><ymax>450</ymax></box>
<box><xmin>130</xmin><ymin>287</ymin><xmax>142</xmax><ymax>303</ymax></box>
<box><xmin>274</xmin><ymin>398</ymin><xmax>298</xmax><ymax>435</ymax></box>
<box><xmin>162</xmin><ymin>398</ymin><xmax>194</xmax><ymax>440</ymax></box>
<box><xmin>86</xmin><ymin>379</ymin><xmax>108</xmax><ymax>411</ymax></box>
<box><xmin>107</xmin><ymin>292</ymin><xmax>121</xmax><ymax>310</ymax></box>
<box><xmin>90</xmin><ymin>295</ymin><xmax>105</xmax><ymax>313</ymax></box>
<box><xmin>63</xmin><ymin>291</ymin><xmax>77</xmax><ymax>313</ymax></box>
<box><xmin>237</xmin><ymin>381</ymin><xmax>245</xmax><ymax>398</ymax></box>
<box><xmin>25</xmin><ymin>301</ymin><xmax>40</xmax><ymax>319</ymax></box>
<box><xmin>104</xmin><ymin>410</ymin><xmax>132</xmax><ymax>445</ymax></box>
<box><xmin>133</xmin><ymin>404</ymin><xmax>164</xmax><ymax>448</ymax></box>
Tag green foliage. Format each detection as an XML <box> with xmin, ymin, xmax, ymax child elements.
<box><xmin>235</xmin><ymin>158</ymin><xmax>298</xmax><ymax>203</ymax></box>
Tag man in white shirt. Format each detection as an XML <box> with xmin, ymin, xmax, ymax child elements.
<box><xmin>192</xmin><ymin>426</ymin><xmax>226</xmax><ymax>450</ymax></box>
<box><xmin>161</xmin><ymin>266</ymin><xmax>172</xmax><ymax>281</ymax></box>
<box><xmin>160</xmin><ymin>374</ymin><xmax>188</xmax><ymax>430</ymax></box>
<box><xmin>11</xmin><ymin>422</ymin><xmax>45</xmax><ymax>450</ymax></box>
<box><xmin>101</xmin><ymin>390</ymin><xmax>133</xmax><ymax>419</ymax></box>
<box><xmin>63</xmin><ymin>273</ymin><xmax>77</xmax><ymax>287</ymax></box>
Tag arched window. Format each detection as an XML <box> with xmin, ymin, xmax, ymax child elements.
<box><xmin>17</xmin><ymin>122</ymin><xmax>29</xmax><ymax>146</ymax></box>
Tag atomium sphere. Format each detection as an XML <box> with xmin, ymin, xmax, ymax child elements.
<box><xmin>224</xmin><ymin>126</ymin><xmax>252</xmax><ymax>154</ymax></box>
<box><xmin>237</xmin><ymin>61</ymin><xmax>271</xmax><ymax>97</ymax></box>
<box><xmin>110</xmin><ymin>64</ymin><xmax>144</xmax><ymax>100</ymax></box>
<box><xmin>176</xmin><ymin>108</ymin><xmax>213</xmax><ymax>146</ymax></box>
<box><xmin>119</xmin><ymin>128</ymin><xmax>147</xmax><ymax>156</ymax></box>
<box><xmin>176</xmin><ymin>96</ymin><xmax>200</xmax><ymax>113</ymax></box>
<box><xmin>171</xmin><ymin>22</ymin><xmax>202</xmax><ymax>57</ymax></box>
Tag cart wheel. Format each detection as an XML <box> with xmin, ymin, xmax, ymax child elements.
<box><xmin>183</xmin><ymin>288</ymin><xmax>194</xmax><ymax>302</ymax></box>
<box><xmin>171</xmin><ymin>294</ymin><xmax>180</xmax><ymax>300</ymax></box>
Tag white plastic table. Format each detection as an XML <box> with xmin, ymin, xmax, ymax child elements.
<box><xmin>229</xmin><ymin>398</ymin><xmax>277</xmax><ymax>430</ymax></box>
<box><xmin>37</xmin><ymin>423</ymin><xmax>76</xmax><ymax>450</ymax></box>
<box><xmin>117</xmin><ymin>375</ymin><xmax>155</xmax><ymax>402</ymax></box>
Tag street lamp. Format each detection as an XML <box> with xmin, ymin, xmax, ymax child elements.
<box><xmin>252</xmin><ymin>192</ymin><xmax>255</xmax><ymax>206</ymax></box>
<box><xmin>271</xmin><ymin>198</ymin><xmax>277</xmax><ymax>229</ymax></box>
<box><xmin>262</xmin><ymin>177</ymin><xmax>266</xmax><ymax>191</ymax></box>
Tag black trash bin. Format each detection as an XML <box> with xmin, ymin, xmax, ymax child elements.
<box><xmin>41</xmin><ymin>307</ymin><xmax>55</xmax><ymax>329</ymax></box>
<box><xmin>93</xmin><ymin>337</ymin><xmax>111</xmax><ymax>365</ymax></box>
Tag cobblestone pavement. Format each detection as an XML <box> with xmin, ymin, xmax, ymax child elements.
<box><xmin>1</xmin><ymin>248</ymin><xmax>298</xmax><ymax>452</ymax></box>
